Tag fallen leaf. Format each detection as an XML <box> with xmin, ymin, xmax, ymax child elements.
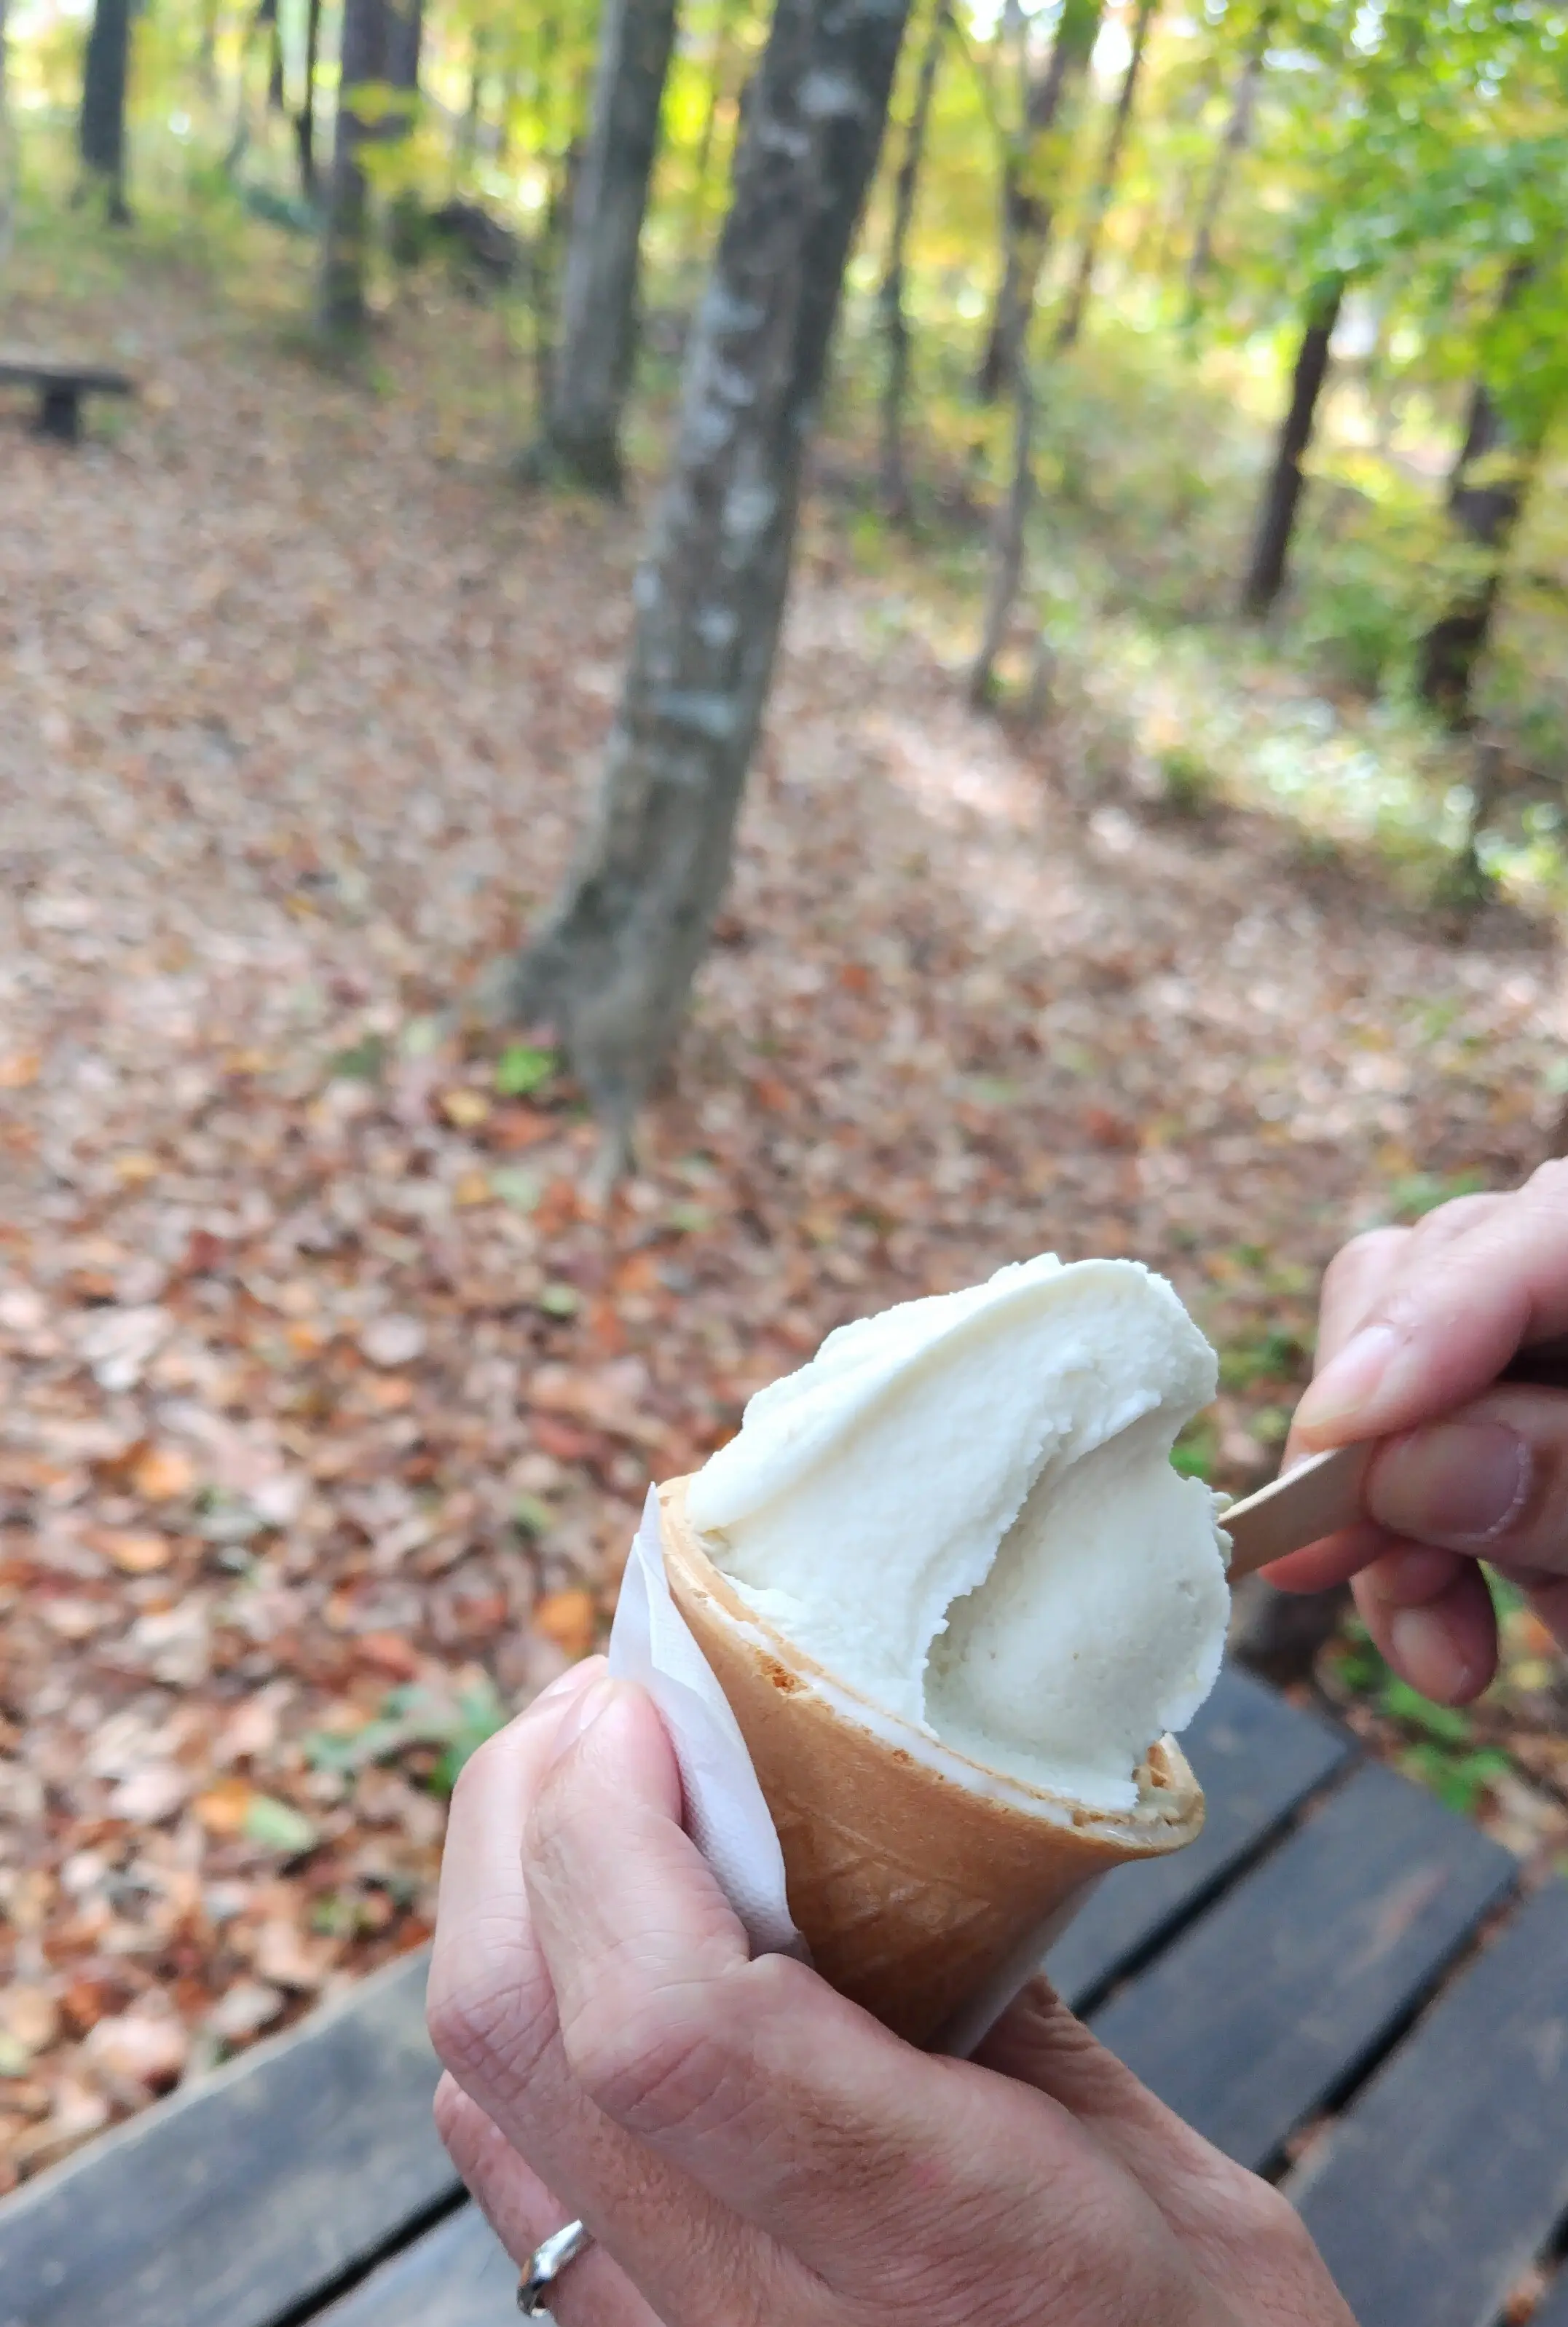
<box><xmin>251</xmin><ymin>1918</ymin><xmax>332</xmax><ymax>1991</ymax></box>
<box><xmin>440</xmin><ymin>1087</ymin><xmax>491</xmax><ymax>1129</ymax></box>
<box><xmin>84</xmin><ymin>2011</ymin><xmax>189</xmax><ymax>2092</ymax></box>
<box><xmin>532</xmin><ymin>1588</ymin><xmax>597</xmax><ymax>1658</ymax></box>
<box><xmin>194</xmin><ymin>1776</ymin><xmax>255</xmax><ymax>1838</ymax></box>
<box><xmin>95</xmin><ymin>1529</ymin><xmax>173</xmax><ymax>1575</ymax></box>
<box><xmin>204</xmin><ymin>1981</ymin><xmax>286</xmax><ymax>2044</ymax></box>
<box><xmin>130</xmin><ymin>1446</ymin><xmax>196</xmax><ymax>1501</ymax></box>
<box><xmin>359</xmin><ymin>1315</ymin><xmax>426</xmax><ymax>1368</ymax></box>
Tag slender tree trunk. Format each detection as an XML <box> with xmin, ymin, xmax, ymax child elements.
<box><xmin>1184</xmin><ymin>0</ymin><xmax>1274</xmax><ymax>309</ymax></box>
<box><xmin>878</xmin><ymin>0</ymin><xmax>950</xmax><ymax>521</ymax></box>
<box><xmin>460</xmin><ymin>27</ymin><xmax>487</xmax><ymax>172</ymax></box>
<box><xmin>78</xmin><ymin>0</ymin><xmax>133</xmax><ymax>221</ymax></box>
<box><xmin>1417</xmin><ymin>382</ymin><xmax>1537</xmax><ymax>728</ymax></box>
<box><xmin>1240</xmin><ymin>274</ymin><xmax>1344</xmax><ymax>616</ymax></box>
<box><xmin>969</xmin><ymin>353</ymin><xmax>1036</xmax><ymax>702</ymax></box>
<box><xmin>198</xmin><ymin>0</ymin><xmax>221</xmax><ymax>101</ymax></box>
<box><xmin>975</xmin><ymin>0</ymin><xmax>1103</xmax><ymax>403</ymax></box>
<box><xmin>1055</xmin><ymin>0</ymin><xmax>1155</xmax><ymax>350</ymax></box>
<box><xmin>293</xmin><ymin>0</ymin><xmax>323</xmax><ymax>196</ymax></box>
<box><xmin>385</xmin><ymin>0</ymin><xmax>422</xmax><ymax>99</ymax></box>
<box><xmin>535</xmin><ymin>0</ymin><xmax>681</xmax><ymax>492</ymax></box>
<box><xmin>501</xmin><ymin>0</ymin><xmax>914</xmax><ymax>1168</ymax></box>
<box><xmin>263</xmin><ymin>0</ymin><xmax>285</xmax><ymax>112</ymax></box>
<box><xmin>316</xmin><ymin>0</ymin><xmax>388</xmax><ymax>336</ymax></box>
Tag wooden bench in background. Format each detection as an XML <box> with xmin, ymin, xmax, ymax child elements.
<box><xmin>0</xmin><ymin>354</ymin><xmax>135</xmax><ymax>443</ymax></box>
<box><xmin>1</xmin><ymin>1666</ymin><xmax>1566</xmax><ymax>2327</ymax></box>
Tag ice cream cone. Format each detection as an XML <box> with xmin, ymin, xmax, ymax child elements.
<box><xmin>658</xmin><ymin>1475</ymin><xmax>1206</xmax><ymax>2052</ymax></box>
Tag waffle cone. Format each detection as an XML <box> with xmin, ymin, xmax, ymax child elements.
<box><xmin>659</xmin><ymin>1476</ymin><xmax>1205</xmax><ymax>2051</ymax></box>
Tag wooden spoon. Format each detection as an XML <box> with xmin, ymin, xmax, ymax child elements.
<box><xmin>1221</xmin><ymin>1334</ymin><xmax>1568</xmax><ymax>1583</ymax></box>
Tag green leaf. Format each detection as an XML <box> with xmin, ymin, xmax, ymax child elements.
<box><xmin>329</xmin><ymin>1033</ymin><xmax>387</xmax><ymax>1082</ymax></box>
<box><xmin>538</xmin><ymin>1282</ymin><xmax>580</xmax><ymax>1318</ymax></box>
<box><xmin>243</xmin><ymin>1795</ymin><xmax>320</xmax><ymax>1856</ymax></box>
<box><xmin>490</xmin><ymin>1168</ymin><xmax>543</xmax><ymax>1212</ymax></box>
<box><xmin>495</xmin><ymin>1045</ymin><xmax>556</xmax><ymax>1098</ymax></box>
<box><xmin>1380</xmin><ymin>1676</ymin><xmax>1473</xmax><ymax>1744</ymax></box>
<box><xmin>512</xmin><ymin>1493</ymin><xmax>555</xmax><ymax>1537</ymax></box>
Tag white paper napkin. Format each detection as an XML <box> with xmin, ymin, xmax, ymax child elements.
<box><xmin>607</xmin><ymin>1487</ymin><xmax>803</xmax><ymax>1959</ymax></box>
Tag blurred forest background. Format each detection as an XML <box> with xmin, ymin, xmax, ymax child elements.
<box><xmin>4</xmin><ymin>0</ymin><xmax>1568</xmax><ymax>2190</ymax></box>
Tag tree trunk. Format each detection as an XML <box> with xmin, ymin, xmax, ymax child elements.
<box><xmin>502</xmin><ymin>0</ymin><xmax>914</xmax><ymax>1167</ymax></box>
<box><xmin>1055</xmin><ymin>0</ymin><xmax>1155</xmax><ymax>351</ymax></box>
<box><xmin>1240</xmin><ymin>274</ymin><xmax>1343</xmax><ymax>618</ymax></box>
<box><xmin>537</xmin><ymin>0</ymin><xmax>682</xmax><ymax>492</ymax></box>
<box><xmin>78</xmin><ymin>0</ymin><xmax>133</xmax><ymax>221</ymax></box>
<box><xmin>460</xmin><ymin>28</ymin><xmax>488</xmax><ymax>173</ymax></box>
<box><xmin>975</xmin><ymin>0</ymin><xmax>1102</xmax><ymax>403</ymax></box>
<box><xmin>878</xmin><ymin>0</ymin><xmax>950</xmax><ymax>521</ymax></box>
<box><xmin>316</xmin><ymin>0</ymin><xmax>389</xmax><ymax>337</ymax></box>
<box><xmin>969</xmin><ymin>352</ymin><xmax>1035</xmax><ymax>703</ymax></box>
<box><xmin>198</xmin><ymin>0</ymin><xmax>220</xmax><ymax>101</ymax></box>
<box><xmin>385</xmin><ymin>0</ymin><xmax>422</xmax><ymax>100</ymax></box>
<box><xmin>1417</xmin><ymin>382</ymin><xmax>1537</xmax><ymax>729</ymax></box>
<box><xmin>293</xmin><ymin>0</ymin><xmax>323</xmax><ymax>197</ymax></box>
<box><xmin>316</xmin><ymin>0</ymin><xmax>420</xmax><ymax>335</ymax></box>
<box><xmin>1184</xmin><ymin>0</ymin><xmax>1274</xmax><ymax>310</ymax></box>
<box><xmin>263</xmin><ymin>0</ymin><xmax>285</xmax><ymax>113</ymax></box>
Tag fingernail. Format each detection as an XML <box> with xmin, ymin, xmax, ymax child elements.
<box><xmin>1296</xmin><ymin>1323</ymin><xmax>1405</xmax><ymax>1431</ymax></box>
<box><xmin>1372</xmin><ymin>1419</ymin><xmax>1531</xmax><ymax>1548</ymax></box>
<box><xmin>546</xmin><ymin>1675</ymin><xmax>618</xmax><ymax>1767</ymax></box>
<box><xmin>1389</xmin><ymin>1606</ymin><xmax>1478</xmax><ymax>1705</ymax></box>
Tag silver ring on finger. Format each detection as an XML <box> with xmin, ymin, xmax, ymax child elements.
<box><xmin>517</xmin><ymin>2218</ymin><xmax>595</xmax><ymax>2317</ymax></box>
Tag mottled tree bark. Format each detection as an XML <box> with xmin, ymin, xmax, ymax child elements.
<box><xmin>315</xmin><ymin>0</ymin><xmax>421</xmax><ymax>336</ymax></box>
<box><xmin>538</xmin><ymin>0</ymin><xmax>682</xmax><ymax>492</ymax></box>
<box><xmin>975</xmin><ymin>0</ymin><xmax>1103</xmax><ymax>403</ymax></box>
<box><xmin>504</xmin><ymin>0</ymin><xmax>914</xmax><ymax>1164</ymax></box>
<box><xmin>1184</xmin><ymin>0</ymin><xmax>1274</xmax><ymax>309</ymax></box>
<box><xmin>878</xmin><ymin>0</ymin><xmax>950</xmax><ymax>521</ymax></box>
<box><xmin>1240</xmin><ymin>275</ymin><xmax>1343</xmax><ymax>617</ymax></box>
<box><xmin>1417</xmin><ymin>380</ymin><xmax>1537</xmax><ymax>728</ymax></box>
<box><xmin>1055</xmin><ymin>0</ymin><xmax>1155</xmax><ymax>351</ymax></box>
<box><xmin>78</xmin><ymin>0</ymin><xmax>133</xmax><ymax>221</ymax></box>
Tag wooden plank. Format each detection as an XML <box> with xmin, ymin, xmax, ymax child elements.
<box><xmin>1088</xmin><ymin>1761</ymin><xmax>1517</xmax><ymax>2172</ymax></box>
<box><xmin>0</xmin><ymin>1948</ymin><xmax>456</xmax><ymax>2327</ymax></box>
<box><xmin>1046</xmin><ymin>1664</ymin><xmax>1353</xmax><ymax>2011</ymax></box>
<box><xmin>315</xmin><ymin>2205</ymin><xmax>520</xmax><ymax>2327</ymax></box>
<box><xmin>1293</xmin><ymin>1882</ymin><xmax>1568</xmax><ymax>2327</ymax></box>
<box><xmin>0</xmin><ymin>355</ymin><xmax>134</xmax><ymax>393</ymax></box>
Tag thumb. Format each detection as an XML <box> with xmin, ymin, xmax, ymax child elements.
<box><xmin>1364</xmin><ymin>1387</ymin><xmax>1567</xmax><ymax>1567</ymax></box>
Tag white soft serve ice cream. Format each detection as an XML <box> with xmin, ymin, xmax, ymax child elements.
<box><xmin>683</xmin><ymin>1253</ymin><xmax>1230</xmax><ymax>1811</ymax></box>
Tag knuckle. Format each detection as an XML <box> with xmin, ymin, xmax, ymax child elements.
<box><xmin>558</xmin><ymin>1969</ymin><xmax>736</xmax><ymax>2140</ymax></box>
<box><xmin>427</xmin><ymin>1915</ymin><xmax>552</xmax><ymax>2090</ymax></box>
<box><xmin>1323</xmin><ymin>1228</ymin><xmax>1403</xmax><ymax>1291</ymax></box>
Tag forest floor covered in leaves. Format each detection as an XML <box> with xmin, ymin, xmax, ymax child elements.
<box><xmin>1</xmin><ymin>225</ymin><xmax>1567</xmax><ymax>2181</ymax></box>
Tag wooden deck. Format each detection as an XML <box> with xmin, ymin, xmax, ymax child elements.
<box><xmin>1</xmin><ymin>1665</ymin><xmax>1565</xmax><ymax>2327</ymax></box>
